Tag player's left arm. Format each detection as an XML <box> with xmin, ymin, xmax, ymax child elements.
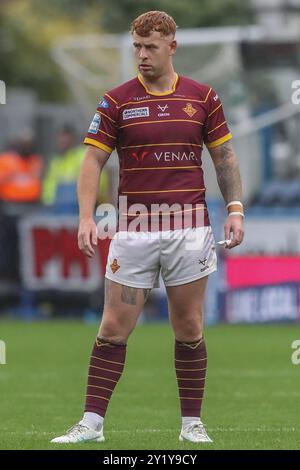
<box><xmin>208</xmin><ymin>140</ymin><xmax>244</xmax><ymax>249</ymax></box>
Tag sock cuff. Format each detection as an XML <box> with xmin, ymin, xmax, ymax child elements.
<box><xmin>95</xmin><ymin>337</ymin><xmax>127</xmax><ymax>349</ymax></box>
<box><xmin>175</xmin><ymin>337</ymin><xmax>204</xmax><ymax>350</ymax></box>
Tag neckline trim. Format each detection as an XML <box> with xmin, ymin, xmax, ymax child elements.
<box><xmin>137</xmin><ymin>73</ymin><xmax>179</xmax><ymax>96</ymax></box>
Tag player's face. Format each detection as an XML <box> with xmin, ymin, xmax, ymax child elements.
<box><xmin>132</xmin><ymin>31</ymin><xmax>176</xmax><ymax>79</ymax></box>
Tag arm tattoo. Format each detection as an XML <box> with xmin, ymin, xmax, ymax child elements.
<box><xmin>213</xmin><ymin>142</ymin><xmax>243</xmax><ymax>204</ymax></box>
<box><xmin>121</xmin><ymin>285</ymin><xmax>138</xmax><ymax>305</ymax></box>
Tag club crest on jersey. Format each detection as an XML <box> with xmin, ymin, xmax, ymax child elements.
<box><xmin>123</xmin><ymin>107</ymin><xmax>149</xmax><ymax>120</ymax></box>
<box><xmin>183</xmin><ymin>103</ymin><xmax>197</xmax><ymax>117</ymax></box>
<box><xmin>88</xmin><ymin>113</ymin><xmax>101</xmax><ymax>134</ymax></box>
<box><xmin>99</xmin><ymin>98</ymin><xmax>109</xmax><ymax>108</ymax></box>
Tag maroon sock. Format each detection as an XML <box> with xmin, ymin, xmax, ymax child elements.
<box><xmin>84</xmin><ymin>337</ymin><xmax>126</xmax><ymax>417</ymax></box>
<box><xmin>175</xmin><ymin>337</ymin><xmax>207</xmax><ymax>417</ymax></box>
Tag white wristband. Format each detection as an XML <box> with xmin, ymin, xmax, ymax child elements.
<box><xmin>228</xmin><ymin>211</ymin><xmax>244</xmax><ymax>218</ymax></box>
<box><xmin>226</xmin><ymin>201</ymin><xmax>243</xmax><ymax>209</ymax></box>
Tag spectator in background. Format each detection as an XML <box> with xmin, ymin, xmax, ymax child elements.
<box><xmin>0</xmin><ymin>129</ymin><xmax>43</xmax><ymax>204</ymax></box>
<box><xmin>42</xmin><ymin>126</ymin><xmax>112</xmax><ymax>211</ymax></box>
<box><xmin>0</xmin><ymin>129</ymin><xmax>42</xmax><ymax>286</ymax></box>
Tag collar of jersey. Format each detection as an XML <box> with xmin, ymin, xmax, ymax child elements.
<box><xmin>137</xmin><ymin>73</ymin><xmax>179</xmax><ymax>96</ymax></box>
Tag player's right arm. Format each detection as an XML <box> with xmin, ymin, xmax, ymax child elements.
<box><xmin>78</xmin><ymin>94</ymin><xmax>118</xmax><ymax>257</ymax></box>
<box><xmin>77</xmin><ymin>145</ymin><xmax>110</xmax><ymax>258</ymax></box>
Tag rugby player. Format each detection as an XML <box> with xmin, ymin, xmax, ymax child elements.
<box><xmin>51</xmin><ymin>10</ymin><xmax>244</xmax><ymax>445</ymax></box>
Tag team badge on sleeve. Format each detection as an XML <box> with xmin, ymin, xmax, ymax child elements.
<box><xmin>99</xmin><ymin>98</ymin><xmax>109</xmax><ymax>108</ymax></box>
<box><xmin>88</xmin><ymin>113</ymin><xmax>101</xmax><ymax>134</ymax></box>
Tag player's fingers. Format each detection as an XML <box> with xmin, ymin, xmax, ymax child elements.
<box><xmin>78</xmin><ymin>231</ymin><xmax>93</xmax><ymax>257</ymax></box>
<box><xmin>229</xmin><ymin>228</ymin><xmax>243</xmax><ymax>249</ymax></box>
<box><xmin>78</xmin><ymin>232</ymin><xmax>84</xmax><ymax>251</ymax></box>
<box><xmin>237</xmin><ymin>227</ymin><xmax>244</xmax><ymax>244</ymax></box>
<box><xmin>224</xmin><ymin>223</ymin><xmax>231</xmax><ymax>242</ymax></box>
<box><xmin>92</xmin><ymin>226</ymin><xmax>98</xmax><ymax>246</ymax></box>
<box><xmin>82</xmin><ymin>232</ymin><xmax>95</xmax><ymax>257</ymax></box>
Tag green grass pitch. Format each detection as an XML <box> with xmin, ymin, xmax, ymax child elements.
<box><xmin>0</xmin><ymin>320</ymin><xmax>299</xmax><ymax>450</ymax></box>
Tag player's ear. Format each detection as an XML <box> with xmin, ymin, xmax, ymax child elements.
<box><xmin>169</xmin><ymin>39</ymin><xmax>177</xmax><ymax>56</ymax></box>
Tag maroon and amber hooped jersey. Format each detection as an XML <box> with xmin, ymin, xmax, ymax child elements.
<box><xmin>84</xmin><ymin>74</ymin><xmax>232</xmax><ymax>229</ymax></box>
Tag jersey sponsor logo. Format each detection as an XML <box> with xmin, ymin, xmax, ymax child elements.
<box><xmin>110</xmin><ymin>258</ymin><xmax>120</xmax><ymax>273</ymax></box>
<box><xmin>154</xmin><ymin>151</ymin><xmax>197</xmax><ymax>162</ymax></box>
<box><xmin>158</xmin><ymin>104</ymin><xmax>168</xmax><ymax>112</ymax></box>
<box><xmin>157</xmin><ymin>104</ymin><xmax>170</xmax><ymax>117</ymax></box>
<box><xmin>88</xmin><ymin>113</ymin><xmax>101</xmax><ymax>134</ymax></box>
<box><xmin>131</xmin><ymin>151</ymin><xmax>149</xmax><ymax>162</ymax></box>
<box><xmin>130</xmin><ymin>151</ymin><xmax>197</xmax><ymax>163</ymax></box>
<box><xmin>182</xmin><ymin>103</ymin><xmax>197</xmax><ymax>117</ymax></box>
<box><xmin>123</xmin><ymin>107</ymin><xmax>149</xmax><ymax>120</ymax></box>
<box><xmin>99</xmin><ymin>98</ymin><xmax>109</xmax><ymax>108</ymax></box>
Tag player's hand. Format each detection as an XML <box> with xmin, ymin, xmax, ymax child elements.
<box><xmin>224</xmin><ymin>214</ymin><xmax>244</xmax><ymax>249</ymax></box>
<box><xmin>78</xmin><ymin>217</ymin><xmax>98</xmax><ymax>258</ymax></box>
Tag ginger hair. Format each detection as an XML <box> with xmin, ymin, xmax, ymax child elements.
<box><xmin>131</xmin><ymin>11</ymin><xmax>177</xmax><ymax>38</ymax></box>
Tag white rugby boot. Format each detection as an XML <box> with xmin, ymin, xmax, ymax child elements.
<box><xmin>51</xmin><ymin>423</ymin><xmax>105</xmax><ymax>444</ymax></box>
<box><xmin>179</xmin><ymin>420</ymin><xmax>213</xmax><ymax>443</ymax></box>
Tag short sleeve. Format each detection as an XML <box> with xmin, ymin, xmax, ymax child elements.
<box><xmin>203</xmin><ymin>88</ymin><xmax>232</xmax><ymax>149</ymax></box>
<box><xmin>83</xmin><ymin>93</ymin><xmax>118</xmax><ymax>155</ymax></box>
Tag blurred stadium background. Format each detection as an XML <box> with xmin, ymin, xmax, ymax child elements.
<box><xmin>1</xmin><ymin>0</ymin><xmax>300</xmax><ymax>450</ymax></box>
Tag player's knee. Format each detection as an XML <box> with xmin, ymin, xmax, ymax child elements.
<box><xmin>99</xmin><ymin>318</ymin><xmax>130</xmax><ymax>343</ymax></box>
<box><xmin>175</xmin><ymin>316</ymin><xmax>203</xmax><ymax>342</ymax></box>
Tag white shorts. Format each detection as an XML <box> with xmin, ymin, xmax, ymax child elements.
<box><xmin>105</xmin><ymin>226</ymin><xmax>217</xmax><ymax>289</ymax></box>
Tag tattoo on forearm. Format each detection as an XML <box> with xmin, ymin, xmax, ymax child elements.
<box><xmin>121</xmin><ymin>285</ymin><xmax>138</xmax><ymax>305</ymax></box>
<box><xmin>220</xmin><ymin>141</ymin><xmax>233</xmax><ymax>159</ymax></box>
<box><xmin>214</xmin><ymin>142</ymin><xmax>242</xmax><ymax>203</ymax></box>
<box><xmin>143</xmin><ymin>288</ymin><xmax>151</xmax><ymax>302</ymax></box>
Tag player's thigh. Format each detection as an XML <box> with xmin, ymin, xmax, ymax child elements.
<box><xmin>166</xmin><ymin>276</ymin><xmax>208</xmax><ymax>330</ymax></box>
<box><xmin>99</xmin><ymin>277</ymin><xmax>150</xmax><ymax>337</ymax></box>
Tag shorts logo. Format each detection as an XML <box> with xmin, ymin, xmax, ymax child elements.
<box><xmin>183</xmin><ymin>103</ymin><xmax>197</xmax><ymax>118</ymax></box>
<box><xmin>123</xmin><ymin>107</ymin><xmax>149</xmax><ymax>120</ymax></box>
<box><xmin>88</xmin><ymin>113</ymin><xmax>101</xmax><ymax>134</ymax></box>
<box><xmin>198</xmin><ymin>258</ymin><xmax>209</xmax><ymax>273</ymax></box>
<box><xmin>110</xmin><ymin>258</ymin><xmax>120</xmax><ymax>273</ymax></box>
<box><xmin>99</xmin><ymin>98</ymin><xmax>109</xmax><ymax>108</ymax></box>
